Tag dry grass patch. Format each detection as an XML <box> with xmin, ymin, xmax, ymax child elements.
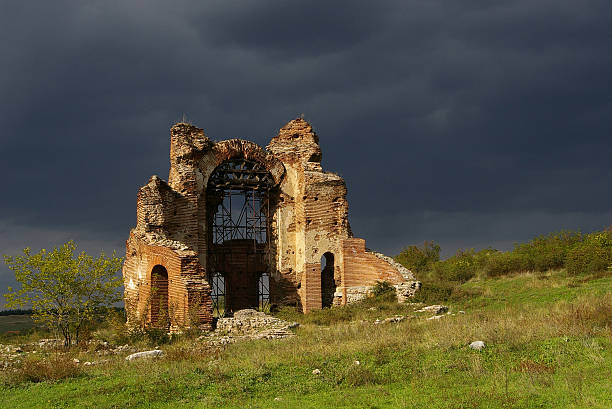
<box><xmin>2</xmin><ymin>354</ymin><xmax>83</xmax><ymax>385</ymax></box>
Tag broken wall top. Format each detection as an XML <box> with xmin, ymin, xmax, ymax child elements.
<box><xmin>267</xmin><ymin>118</ymin><xmax>322</xmax><ymax>167</ymax></box>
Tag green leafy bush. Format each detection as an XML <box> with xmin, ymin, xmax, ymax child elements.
<box><xmin>483</xmin><ymin>231</ymin><xmax>584</xmax><ymax>277</ymax></box>
<box><xmin>565</xmin><ymin>230</ymin><xmax>612</xmax><ymax>275</ymax></box>
<box><xmin>370</xmin><ymin>281</ymin><xmax>397</xmax><ymax>301</ymax></box>
<box><xmin>513</xmin><ymin>231</ymin><xmax>582</xmax><ymax>272</ymax></box>
<box><xmin>397</xmin><ymin>228</ymin><xmax>609</xmax><ymax>283</ymax></box>
<box><xmin>395</xmin><ymin>241</ymin><xmax>440</xmax><ymax>274</ymax></box>
<box><xmin>484</xmin><ymin>252</ymin><xmax>525</xmax><ymax>277</ymax></box>
<box><xmin>432</xmin><ymin>248</ymin><xmax>498</xmax><ymax>282</ymax></box>
<box><xmin>411</xmin><ymin>279</ymin><xmax>454</xmax><ymax>304</ymax></box>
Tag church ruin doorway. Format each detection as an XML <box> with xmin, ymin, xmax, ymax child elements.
<box><xmin>321</xmin><ymin>252</ymin><xmax>335</xmax><ymax>308</ymax></box>
<box><xmin>207</xmin><ymin>159</ymin><xmax>275</xmax><ymax>315</ymax></box>
<box><xmin>150</xmin><ymin>265</ymin><xmax>169</xmax><ymax>327</ymax></box>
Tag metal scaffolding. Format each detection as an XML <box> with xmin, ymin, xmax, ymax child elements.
<box><xmin>207</xmin><ymin>159</ymin><xmax>274</xmax><ymax>317</ymax></box>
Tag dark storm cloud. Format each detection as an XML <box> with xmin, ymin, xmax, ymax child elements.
<box><xmin>1</xmin><ymin>0</ymin><xmax>612</xmax><ymax>294</ymax></box>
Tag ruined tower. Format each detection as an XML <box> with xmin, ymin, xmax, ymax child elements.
<box><xmin>123</xmin><ymin>119</ymin><xmax>419</xmax><ymax>330</ymax></box>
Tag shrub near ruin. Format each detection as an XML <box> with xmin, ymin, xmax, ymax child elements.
<box><xmin>3</xmin><ymin>355</ymin><xmax>82</xmax><ymax>385</ymax></box>
<box><xmin>514</xmin><ymin>231</ymin><xmax>582</xmax><ymax>272</ymax></box>
<box><xmin>395</xmin><ymin>241</ymin><xmax>440</xmax><ymax>274</ymax></box>
<box><xmin>370</xmin><ymin>281</ymin><xmax>397</xmax><ymax>301</ymax></box>
<box><xmin>565</xmin><ymin>230</ymin><xmax>612</xmax><ymax>275</ymax></box>
<box><xmin>433</xmin><ymin>248</ymin><xmax>498</xmax><ymax>282</ymax></box>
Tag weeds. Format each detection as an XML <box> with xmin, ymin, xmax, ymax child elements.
<box><xmin>2</xmin><ymin>354</ymin><xmax>83</xmax><ymax>385</ymax></box>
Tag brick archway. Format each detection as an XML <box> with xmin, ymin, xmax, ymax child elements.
<box><xmin>150</xmin><ymin>265</ymin><xmax>169</xmax><ymax>327</ymax></box>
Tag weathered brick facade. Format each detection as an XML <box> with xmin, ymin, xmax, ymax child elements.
<box><xmin>123</xmin><ymin>118</ymin><xmax>419</xmax><ymax>330</ymax></box>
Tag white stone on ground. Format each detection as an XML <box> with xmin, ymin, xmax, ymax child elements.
<box><xmin>469</xmin><ymin>341</ymin><xmax>485</xmax><ymax>351</ymax></box>
<box><xmin>125</xmin><ymin>349</ymin><xmax>164</xmax><ymax>361</ymax></box>
<box><xmin>416</xmin><ymin>305</ymin><xmax>449</xmax><ymax>315</ymax></box>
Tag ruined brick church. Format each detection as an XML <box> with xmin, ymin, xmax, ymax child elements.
<box><xmin>123</xmin><ymin>119</ymin><xmax>419</xmax><ymax>330</ymax></box>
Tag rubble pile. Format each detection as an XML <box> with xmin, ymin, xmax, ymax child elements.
<box><xmin>199</xmin><ymin>309</ymin><xmax>299</xmax><ymax>348</ymax></box>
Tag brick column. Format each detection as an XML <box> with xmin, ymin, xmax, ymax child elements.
<box><xmin>302</xmin><ymin>263</ymin><xmax>322</xmax><ymax>313</ymax></box>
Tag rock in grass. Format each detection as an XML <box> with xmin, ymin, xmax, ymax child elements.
<box><xmin>416</xmin><ymin>305</ymin><xmax>449</xmax><ymax>315</ymax></box>
<box><xmin>125</xmin><ymin>350</ymin><xmax>164</xmax><ymax>361</ymax></box>
<box><xmin>312</xmin><ymin>368</ymin><xmax>321</xmax><ymax>375</ymax></box>
<box><xmin>469</xmin><ymin>341</ymin><xmax>485</xmax><ymax>351</ymax></box>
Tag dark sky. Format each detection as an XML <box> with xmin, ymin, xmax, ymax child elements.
<box><xmin>1</xmin><ymin>1</ymin><xmax>611</xmax><ymax>295</ymax></box>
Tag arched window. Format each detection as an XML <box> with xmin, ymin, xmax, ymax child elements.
<box><xmin>321</xmin><ymin>252</ymin><xmax>335</xmax><ymax>308</ymax></box>
<box><xmin>258</xmin><ymin>272</ymin><xmax>270</xmax><ymax>312</ymax></box>
<box><xmin>151</xmin><ymin>265</ymin><xmax>169</xmax><ymax>327</ymax></box>
<box><xmin>210</xmin><ymin>272</ymin><xmax>226</xmax><ymax>317</ymax></box>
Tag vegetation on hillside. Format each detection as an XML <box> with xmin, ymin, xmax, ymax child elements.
<box><xmin>396</xmin><ymin>228</ymin><xmax>612</xmax><ymax>304</ymax></box>
<box><xmin>0</xmin><ymin>230</ymin><xmax>611</xmax><ymax>408</ymax></box>
<box><xmin>1</xmin><ymin>268</ymin><xmax>611</xmax><ymax>408</ymax></box>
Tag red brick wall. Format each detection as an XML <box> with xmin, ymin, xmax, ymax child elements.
<box><xmin>302</xmin><ymin>263</ymin><xmax>322</xmax><ymax>313</ymax></box>
<box><xmin>124</xmin><ymin>237</ymin><xmax>213</xmax><ymax>330</ymax></box>
<box><xmin>208</xmin><ymin>240</ymin><xmax>268</xmax><ymax>312</ymax></box>
<box><xmin>342</xmin><ymin>238</ymin><xmax>405</xmax><ymax>287</ymax></box>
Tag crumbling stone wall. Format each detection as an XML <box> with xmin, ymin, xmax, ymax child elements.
<box><xmin>123</xmin><ymin>118</ymin><xmax>419</xmax><ymax>329</ymax></box>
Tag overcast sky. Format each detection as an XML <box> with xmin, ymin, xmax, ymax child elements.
<box><xmin>1</xmin><ymin>1</ymin><xmax>611</xmax><ymax>297</ymax></box>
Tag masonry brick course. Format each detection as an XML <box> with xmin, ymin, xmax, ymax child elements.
<box><xmin>123</xmin><ymin>118</ymin><xmax>419</xmax><ymax>329</ymax></box>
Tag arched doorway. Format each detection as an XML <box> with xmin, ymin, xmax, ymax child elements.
<box><xmin>150</xmin><ymin>265</ymin><xmax>169</xmax><ymax>327</ymax></box>
<box><xmin>207</xmin><ymin>158</ymin><xmax>276</xmax><ymax>314</ymax></box>
<box><xmin>321</xmin><ymin>252</ymin><xmax>335</xmax><ymax>308</ymax></box>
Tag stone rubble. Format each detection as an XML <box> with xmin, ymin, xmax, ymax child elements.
<box><xmin>198</xmin><ymin>309</ymin><xmax>299</xmax><ymax>349</ymax></box>
<box><xmin>37</xmin><ymin>338</ymin><xmax>64</xmax><ymax>349</ymax></box>
<box><xmin>394</xmin><ymin>281</ymin><xmax>423</xmax><ymax>303</ymax></box>
<box><xmin>416</xmin><ymin>305</ymin><xmax>449</xmax><ymax>315</ymax></box>
<box><xmin>374</xmin><ymin>315</ymin><xmax>408</xmax><ymax>325</ymax></box>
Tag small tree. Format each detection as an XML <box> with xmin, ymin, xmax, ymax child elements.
<box><xmin>395</xmin><ymin>240</ymin><xmax>441</xmax><ymax>274</ymax></box>
<box><xmin>3</xmin><ymin>241</ymin><xmax>123</xmax><ymax>347</ymax></box>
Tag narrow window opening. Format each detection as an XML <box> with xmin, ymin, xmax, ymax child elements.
<box><xmin>258</xmin><ymin>272</ymin><xmax>270</xmax><ymax>312</ymax></box>
<box><xmin>210</xmin><ymin>272</ymin><xmax>226</xmax><ymax>318</ymax></box>
<box><xmin>321</xmin><ymin>252</ymin><xmax>335</xmax><ymax>308</ymax></box>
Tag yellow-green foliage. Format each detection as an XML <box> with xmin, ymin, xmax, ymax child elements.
<box><xmin>395</xmin><ymin>240</ymin><xmax>440</xmax><ymax>274</ymax></box>
<box><xmin>3</xmin><ymin>241</ymin><xmax>123</xmax><ymax>347</ymax></box>
<box><xmin>397</xmin><ymin>229</ymin><xmax>611</xmax><ymax>282</ymax></box>
<box><xmin>566</xmin><ymin>230</ymin><xmax>612</xmax><ymax>275</ymax></box>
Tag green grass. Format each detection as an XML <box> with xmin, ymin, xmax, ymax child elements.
<box><xmin>2</xmin><ymin>270</ymin><xmax>612</xmax><ymax>408</ymax></box>
<box><xmin>0</xmin><ymin>314</ymin><xmax>36</xmax><ymax>334</ymax></box>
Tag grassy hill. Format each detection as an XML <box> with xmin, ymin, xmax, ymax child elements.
<box><xmin>1</xmin><ymin>268</ymin><xmax>611</xmax><ymax>408</ymax></box>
